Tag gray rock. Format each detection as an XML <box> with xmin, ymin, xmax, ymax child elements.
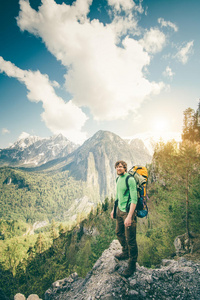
<box><xmin>14</xmin><ymin>294</ymin><xmax>26</xmax><ymax>300</ymax></box>
<box><xmin>140</xmin><ymin>290</ymin><xmax>146</xmax><ymax>297</ymax></box>
<box><xmin>129</xmin><ymin>279</ymin><xmax>137</xmax><ymax>287</ymax></box>
<box><xmin>129</xmin><ymin>290</ymin><xmax>139</xmax><ymax>296</ymax></box>
<box><xmin>27</xmin><ymin>295</ymin><xmax>42</xmax><ymax>300</ymax></box>
<box><xmin>44</xmin><ymin>240</ymin><xmax>200</xmax><ymax>299</ymax></box>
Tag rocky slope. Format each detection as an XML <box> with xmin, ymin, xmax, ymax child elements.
<box><xmin>15</xmin><ymin>239</ymin><xmax>200</xmax><ymax>300</ymax></box>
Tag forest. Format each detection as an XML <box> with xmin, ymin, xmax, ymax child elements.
<box><xmin>0</xmin><ymin>106</ymin><xmax>200</xmax><ymax>299</ymax></box>
<box><xmin>0</xmin><ymin>168</ymin><xmax>98</xmax><ymax>225</ymax></box>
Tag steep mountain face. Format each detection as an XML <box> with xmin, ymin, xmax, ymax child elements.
<box><xmin>0</xmin><ymin>134</ymin><xmax>77</xmax><ymax>167</ymax></box>
<box><xmin>59</xmin><ymin>130</ymin><xmax>152</xmax><ymax>198</ymax></box>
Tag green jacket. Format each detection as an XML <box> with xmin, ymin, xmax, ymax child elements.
<box><xmin>116</xmin><ymin>173</ymin><xmax>137</xmax><ymax>212</ymax></box>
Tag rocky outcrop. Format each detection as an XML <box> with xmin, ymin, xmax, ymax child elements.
<box><xmin>174</xmin><ymin>233</ymin><xmax>200</xmax><ymax>257</ymax></box>
<box><xmin>14</xmin><ymin>294</ymin><xmax>42</xmax><ymax>300</ymax></box>
<box><xmin>44</xmin><ymin>240</ymin><xmax>200</xmax><ymax>300</ymax></box>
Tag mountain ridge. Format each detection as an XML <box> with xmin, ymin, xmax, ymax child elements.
<box><xmin>0</xmin><ymin>130</ymin><xmax>153</xmax><ymax>169</ymax></box>
<box><xmin>0</xmin><ymin>130</ymin><xmax>152</xmax><ymax>198</ymax></box>
<box><xmin>0</xmin><ymin>134</ymin><xmax>77</xmax><ymax>167</ymax></box>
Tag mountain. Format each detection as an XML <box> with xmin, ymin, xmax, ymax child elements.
<box><xmin>124</xmin><ymin>131</ymin><xmax>182</xmax><ymax>156</ymax></box>
<box><xmin>0</xmin><ymin>130</ymin><xmax>152</xmax><ymax>223</ymax></box>
<box><xmin>0</xmin><ymin>134</ymin><xmax>78</xmax><ymax>167</ymax></box>
<box><xmin>0</xmin><ymin>131</ymin><xmax>181</xmax><ymax>168</ymax></box>
<box><xmin>0</xmin><ymin>130</ymin><xmax>152</xmax><ymax>199</ymax></box>
<box><xmin>32</xmin><ymin>130</ymin><xmax>152</xmax><ymax>198</ymax></box>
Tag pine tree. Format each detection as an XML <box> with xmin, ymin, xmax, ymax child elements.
<box><xmin>50</xmin><ymin>219</ymin><xmax>58</xmax><ymax>240</ymax></box>
<box><xmin>34</xmin><ymin>233</ymin><xmax>45</xmax><ymax>254</ymax></box>
<box><xmin>58</xmin><ymin>223</ymin><xmax>65</xmax><ymax>236</ymax></box>
<box><xmin>182</xmin><ymin>106</ymin><xmax>200</xmax><ymax>142</ymax></box>
<box><xmin>152</xmin><ymin>139</ymin><xmax>200</xmax><ymax>238</ymax></box>
<box><xmin>177</xmin><ymin>141</ymin><xmax>200</xmax><ymax>237</ymax></box>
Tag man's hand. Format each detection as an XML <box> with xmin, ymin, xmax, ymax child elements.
<box><xmin>124</xmin><ymin>215</ymin><xmax>132</xmax><ymax>227</ymax></box>
<box><xmin>124</xmin><ymin>203</ymin><xmax>136</xmax><ymax>227</ymax></box>
<box><xmin>110</xmin><ymin>209</ymin><xmax>114</xmax><ymax>219</ymax></box>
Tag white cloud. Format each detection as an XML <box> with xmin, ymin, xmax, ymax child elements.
<box><xmin>18</xmin><ymin>132</ymin><xmax>30</xmax><ymax>140</ymax></box>
<box><xmin>158</xmin><ymin>18</ymin><xmax>178</xmax><ymax>32</ymax></box>
<box><xmin>2</xmin><ymin>128</ymin><xmax>10</xmax><ymax>135</ymax></box>
<box><xmin>175</xmin><ymin>41</ymin><xmax>194</xmax><ymax>64</ymax></box>
<box><xmin>163</xmin><ymin>66</ymin><xmax>174</xmax><ymax>79</ymax></box>
<box><xmin>0</xmin><ymin>57</ymin><xmax>87</xmax><ymax>143</ymax></box>
<box><xmin>16</xmin><ymin>0</ymin><xmax>164</xmax><ymax>122</ymax></box>
<box><xmin>107</xmin><ymin>0</ymin><xmax>135</xmax><ymax>12</ymax></box>
<box><xmin>139</xmin><ymin>28</ymin><xmax>166</xmax><ymax>54</ymax></box>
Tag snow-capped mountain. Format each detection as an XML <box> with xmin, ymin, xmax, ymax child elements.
<box><xmin>0</xmin><ymin>133</ymin><xmax>78</xmax><ymax>167</ymax></box>
<box><xmin>10</xmin><ymin>133</ymin><xmax>44</xmax><ymax>150</ymax></box>
<box><xmin>124</xmin><ymin>131</ymin><xmax>182</xmax><ymax>156</ymax></box>
<box><xmin>0</xmin><ymin>130</ymin><xmax>181</xmax><ymax>169</ymax></box>
<box><xmin>31</xmin><ymin>130</ymin><xmax>152</xmax><ymax>197</ymax></box>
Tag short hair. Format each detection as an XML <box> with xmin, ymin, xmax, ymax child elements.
<box><xmin>115</xmin><ymin>161</ymin><xmax>127</xmax><ymax>172</ymax></box>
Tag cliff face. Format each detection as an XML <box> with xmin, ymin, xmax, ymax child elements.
<box><xmin>61</xmin><ymin>130</ymin><xmax>152</xmax><ymax>198</ymax></box>
<box><xmin>44</xmin><ymin>240</ymin><xmax>200</xmax><ymax>300</ymax></box>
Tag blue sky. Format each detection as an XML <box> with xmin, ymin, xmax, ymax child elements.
<box><xmin>0</xmin><ymin>0</ymin><xmax>199</xmax><ymax>148</ymax></box>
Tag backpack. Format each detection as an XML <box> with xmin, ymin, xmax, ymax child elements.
<box><xmin>113</xmin><ymin>165</ymin><xmax>149</xmax><ymax>219</ymax></box>
<box><xmin>125</xmin><ymin>166</ymin><xmax>148</xmax><ymax>218</ymax></box>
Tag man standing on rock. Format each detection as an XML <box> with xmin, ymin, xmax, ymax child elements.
<box><xmin>111</xmin><ymin>160</ymin><xmax>138</xmax><ymax>278</ymax></box>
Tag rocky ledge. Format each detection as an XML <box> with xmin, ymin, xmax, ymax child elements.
<box><xmin>43</xmin><ymin>240</ymin><xmax>200</xmax><ymax>300</ymax></box>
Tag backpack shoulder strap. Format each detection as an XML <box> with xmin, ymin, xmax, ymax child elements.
<box><xmin>124</xmin><ymin>174</ymin><xmax>131</xmax><ymax>196</ymax></box>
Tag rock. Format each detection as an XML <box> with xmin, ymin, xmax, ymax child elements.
<box><xmin>27</xmin><ymin>295</ymin><xmax>42</xmax><ymax>300</ymax></box>
<box><xmin>129</xmin><ymin>279</ymin><xmax>137</xmax><ymax>287</ymax></box>
<box><xmin>140</xmin><ymin>290</ymin><xmax>146</xmax><ymax>297</ymax></box>
<box><xmin>14</xmin><ymin>293</ymin><xmax>43</xmax><ymax>300</ymax></box>
<box><xmin>174</xmin><ymin>233</ymin><xmax>200</xmax><ymax>256</ymax></box>
<box><xmin>14</xmin><ymin>294</ymin><xmax>26</xmax><ymax>300</ymax></box>
<box><xmin>128</xmin><ymin>290</ymin><xmax>139</xmax><ymax>296</ymax></box>
<box><xmin>45</xmin><ymin>240</ymin><xmax>200</xmax><ymax>299</ymax></box>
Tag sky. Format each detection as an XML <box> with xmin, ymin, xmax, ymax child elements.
<box><xmin>0</xmin><ymin>0</ymin><xmax>200</xmax><ymax>148</ymax></box>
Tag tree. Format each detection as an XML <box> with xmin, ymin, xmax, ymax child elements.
<box><xmin>102</xmin><ymin>197</ymin><xmax>109</xmax><ymax>211</ymax></box>
<box><xmin>27</xmin><ymin>246</ymin><xmax>35</xmax><ymax>261</ymax></box>
<box><xmin>58</xmin><ymin>223</ymin><xmax>65</xmax><ymax>236</ymax></box>
<box><xmin>177</xmin><ymin>141</ymin><xmax>200</xmax><ymax>237</ymax></box>
<box><xmin>182</xmin><ymin>107</ymin><xmax>200</xmax><ymax>142</ymax></box>
<box><xmin>34</xmin><ymin>233</ymin><xmax>46</xmax><ymax>254</ymax></box>
<box><xmin>152</xmin><ymin>140</ymin><xmax>200</xmax><ymax>238</ymax></box>
<box><xmin>50</xmin><ymin>220</ymin><xmax>58</xmax><ymax>240</ymax></box>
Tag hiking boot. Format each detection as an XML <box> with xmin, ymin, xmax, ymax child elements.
<box><xmin>114</xmin><ymin>252</ymin><xmax>129</xmax><ymax>260</ymax></box>
<box><xmin>122</xmin><ymin>261</ymin><xmax>136</xmax><ymax>278</ymax></box>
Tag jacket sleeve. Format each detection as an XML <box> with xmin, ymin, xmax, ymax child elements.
<box><xmin>128</xmin><ymin>176</ymin><xmax>137</xmax><ymax>204</ymax></box>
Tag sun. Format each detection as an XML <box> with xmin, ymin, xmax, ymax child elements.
<box><xmin>152</xmin><ymin>118</ymin><xmax>169</xmax><ymax>132</ymax></box>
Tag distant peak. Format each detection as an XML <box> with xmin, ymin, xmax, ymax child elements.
<box><xmin>51</xmin><ymin>133</ymin><xmax>69</xmax><ymax>142</ymax></box>
<box><xmin>17</xmin><ymin>132</ymin><xmax>30</xmax><ymax>140</ymax></box>
<box><xmin>93</xmin><ymin>130</ymin><xmax>119</xmax><ymax>139</ymax></box>
<box><xmin>52</xmin><ymin>133</ymin><xmax>64</xmax><ymax>138</ymax></box>
<box><xmin>9</xmin><ymin>133</ymin><xmax>43</xmax><ymax>149</ymax></box>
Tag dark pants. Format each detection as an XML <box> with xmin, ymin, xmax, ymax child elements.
<box><xmin>115</xmin><ymin>207</ymin><xmax>138</xmax><ymax>263</ymax></box>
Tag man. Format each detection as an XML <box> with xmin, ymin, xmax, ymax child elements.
<box><xmin>111</xmin><ymin>160</ymin><xmax>138</xmax><ymax>278</ymax></box>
